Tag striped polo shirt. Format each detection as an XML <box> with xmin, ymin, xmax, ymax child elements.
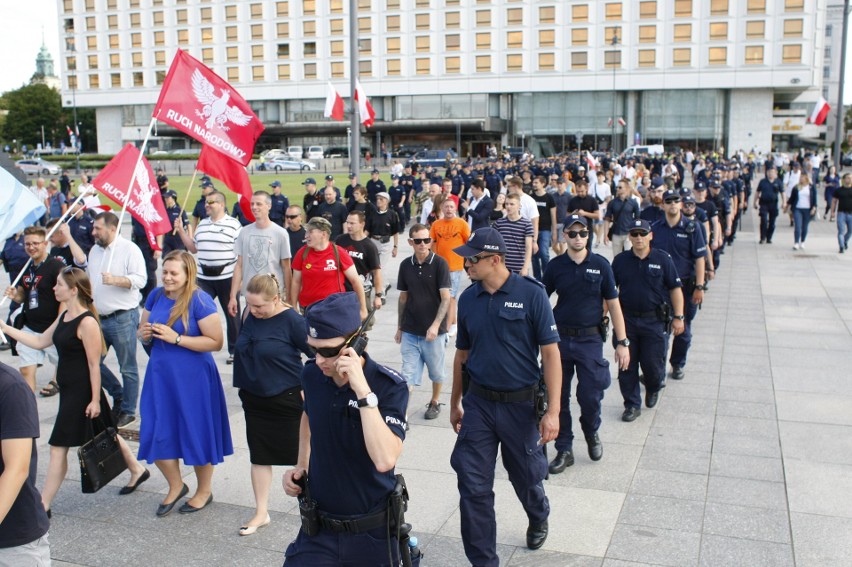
<box><xmin>194</xmin><ymin>214</ymin><xmax>242</xmax><ymax>281</ymax></box>
<box><xmin>493</xmin><ymin>216</ymin><xmax>533</xmax><ymax>274</ymax></box>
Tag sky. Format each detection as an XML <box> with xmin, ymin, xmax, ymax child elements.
<box><xmin>1</xmin><ymin>0</ymin><xmax>851</xmax><ymax>104</ymax></box>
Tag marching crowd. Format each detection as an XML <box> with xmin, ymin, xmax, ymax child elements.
<box><xmin>0</xmin><ymin>147</ymin><xmax>850</xmax><ymax>566</ymax></box>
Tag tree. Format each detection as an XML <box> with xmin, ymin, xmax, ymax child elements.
<box><xmin>1</xmin><ymin>83</ymin><xmax>63</xmax><ymax>148</ymax></box>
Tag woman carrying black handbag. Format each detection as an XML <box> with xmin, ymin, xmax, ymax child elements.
<box><xmin>0</xmin><ymin>267</ymin><xmax>149</xmax><ymax>517</ymax></box>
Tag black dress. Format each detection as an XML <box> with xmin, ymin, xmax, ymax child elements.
<box><xmin>49</xmin><ymin>311</ymin><xmax>113</xmax><ymax>447</ymax></box>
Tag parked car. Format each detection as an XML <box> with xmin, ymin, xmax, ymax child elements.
<box><xmin>259</xmin><ymin>149</ymin><xmax>287</xmax><ymax>161</ymax></box>
<box><xmin>262</xmin><ymin>156</ymin><xmax>317</xmax><ymax>172</ymax></box>
<box><xmin>620</xmin><ymin>145</ymin><xmax>665</xmax><ymax>159</ymax></box>
<box><xmin>170</xmin><ymin>148</ymin><xmax>201</xmax><ymax>155</ymax></box>
<box><xmin>15</xmin><ymin>158</ymin><xmax>61</xmax><ymax>176</ymax></box>
<box><xmin>306</xmin><ymin>146</ymin><xmax>324</xmax><ymax>160</ymax></box>
<box><xmin>408</xmin><ymin>149</ymin><xmax>458</xmax><ymax>169</ymax></box>
<box><xmin>287</xmin><ymin>146</ymin><xmax>304</xmax><ymax>159</ymax></box>
<box><xmin>391</xmin><ymin>145</ymin><xmax>427</xmax><ymax>158</ymax></box>
<box><xmin>324</xmin><ymin>147</ymin><xmax>370</xmax><ymax>159</ymax></box>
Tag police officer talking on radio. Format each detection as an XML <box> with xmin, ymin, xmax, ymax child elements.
<box><xmin>542</xmin><ymin>215</ymin><xmax>629</xmax><ymax>472</ymax></box>
<box><xmin>611</xmin><ymin>219</ymin><xmax>685</xmax><ymax>422</ymax></box>
<box><xmin>449</xmin><ymin>227</ymin><xmax>562</xmax><ymax>566</ymax></box>
<box><xmin>650</xmin><ymin>190</ymin><xmax>707</xmax><ymax>382</ymax></box>
<box><xmin>282</xmin><ymin>292</ymin><xmax>416</xmax><ymax>566</ymax></box>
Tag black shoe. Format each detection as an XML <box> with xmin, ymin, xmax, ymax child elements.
<box><xmin>548</xmin><ymin>451</ymin><xmax>574</xmax><ymax>474</ymax></box>
<box><xmin>671</xmin><ymin>366</ymin><xmax>685</xmax><ymax>381</ymax></box>
<box><xmin>116</xmin><ymin>413</ymin><xmax>136</xmax><ymax>428</ymax></box>
<box><xmin>156</xmin><ymin>484</ymin><xmax>189</xmax><ymax>517</ymax></box>
<box><xmin>179</xmin><ymin>493</ymin><xmax>213</xmax><ymax>514</ymax></box>
<box><xmin>226</xmin><ymin>355</ymin><xmax>234</xmax><ymax>365</ymax></box>
<box><xmin>111</xmin><ymin>397</ymin><xmax>123</xmax><ymax>423</ymax></box>
<box><xmin>119</xmin><ymin>469</ymin><xmax>150</xmax><ymax>495</ymax></box>
<box><xmin>621</xmin><ymin>407</ymin><xmax>641</xmax><ymax>422</ymax></box>
<box><xmin>841</xmin><ymin>247</ymin><xmax>845</xmax><ymax>254</ymax></box>
<box><xmin>766</xmin><ymin>239</ymin><xmax>772</xmax><ymax>244</ymax></box>
<box><xmin>759</xmin><ymin>238</ymin><xmax>765</xmax><ymax>244</ymax></box>
<box><xmin>526</xmin><ymin>521</ymin><xmax>548</xmax><ymax>550</ymax></box>
<box><xmin>586</xmin><ymin>433</ymin><xmax>603</xmax><ymax>461</ymax></box>
<box><xmin>645</xmin><ymin>390</ymin><xmax>660</xmax><ymax>408</ymax></box>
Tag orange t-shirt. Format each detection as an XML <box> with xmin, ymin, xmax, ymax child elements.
<box><xmin>430</xmin><ymin>217</ymin><xmax>470</xmax><ymax>271</ymax></box>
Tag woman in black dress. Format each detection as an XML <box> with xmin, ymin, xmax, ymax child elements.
<box><xmin>233</xmin><ymin>274</ymin><xmax>311</xmax><ymax>535</ymax></box>
<box><xmin>0</xmin><ymin>268</ymin><xmax>149</xmax><ymax>515</ymax></box>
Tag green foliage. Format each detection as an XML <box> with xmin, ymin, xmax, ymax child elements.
<box><xmin>0</xmin><ymin>84</ymin><xmax>97</xmax><ymax>151</ymax></box>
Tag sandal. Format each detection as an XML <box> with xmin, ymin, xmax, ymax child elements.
<box><xmin>39</xmin><ymin>381</ymin><xmax>60</xmax><ymax>397</ymax></box>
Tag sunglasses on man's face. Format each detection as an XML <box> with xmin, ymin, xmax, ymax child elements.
<box><xmin>628</xmin><ymin>230</ymin><xmax>650</xmax><ymax>238</ymax></box>
<box><xmin>465</xmin><ymin>253</ymin><xmax>498</xmax><ymax>265</ymax></box>
<box><xmin>410</xmin><ymin>237</ymin><xmax>432</xmax><ymax>245</ymax></box>
<box><xmin>664</xmin><ymin>198</ymin><xmax>681</xmax><ymax>204</ymax></box>
<box><xmin>286</xmin><ymin>214</ymin><xmax>300</xmax><ymax>219</ymax></box>
<box><xmin>564</xmin><ymin>230</ymin><xmax>589</xmax><ymax>239</ymax></box>
<box><xmin>308</xmin><ymin>333</ymin><xmax>358</xmax><ymax>358</ymax></box>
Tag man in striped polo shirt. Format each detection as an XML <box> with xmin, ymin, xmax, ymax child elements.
<box><xmin>175</xmin><ymin>190</ymin><xmax>242</xmax><ymax>363</ymax></box>
<box><xmin>493</xmin><ymin>193</ymin><xmax>533</xmax><ymax>276</ymax></box>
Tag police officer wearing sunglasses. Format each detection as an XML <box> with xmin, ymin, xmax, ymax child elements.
<box><xmin>650</xmin><ymin>190</ymin><xmax>707</xmax><ymax>382</ymax></box>
<box><xmin>611</xmin><ymin>220</ymin><xmax>685</xmax><ymax>422</ymax></box>
<box><xmin>542</xmin><ymin>215</ymin><xmax>629</xmax><ymax>472</ymax></box>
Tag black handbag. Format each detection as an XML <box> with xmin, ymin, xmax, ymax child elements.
<box><xmin>78</xmin><ymin>417</ymin><xmax>127</xmax><ymax>494</ymax></box>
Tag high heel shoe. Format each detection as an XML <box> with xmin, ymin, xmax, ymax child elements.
<box><xmin>156</xmin><ymin>483</ymin><xmax>188</xmax><ymax>517</ymax></box>
<box><xmin>239</xmin><ymin>514</ymin><xmax>271</xmax><ymax>536</ymax></box>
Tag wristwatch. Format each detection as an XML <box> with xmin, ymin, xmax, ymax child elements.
<box><xmin>357</xmin><ymin>392</ymin><xmax>379</xmax><ymax>408</ymax></box>
<box><xmin>174</xmin><ymin>335</ymin><xmax>182</xmax><ymax>345</ymax></box>
<box><xmin>673</xmin><ymin>315</ymin><xmax>685</xmax><ymax>321</ymax></box>
<box><xmin>615</xmin><ymin>338</ymin><xmax>630</xmax><ymax>347</ymax></box>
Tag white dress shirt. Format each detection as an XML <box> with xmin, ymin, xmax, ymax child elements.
<box><xmin>87</xmin><ymin>235</ymin><xmax>146</xmax><ymax>314</ymax></box>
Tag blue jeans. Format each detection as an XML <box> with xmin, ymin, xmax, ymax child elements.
<box><xmin>532</xmin><ymin>230</ymin><xmax>551</xmax><ymax>280</ymax></box>
<box><xmin>400</xmin><ymin>332</ymin><xmax>448</xmax><ymax>386</ymax></box>
<box><xmin>100</xmin><ymin>309</ymin><xmax>140</xmax><ymax>416</ymax></box>
<box><xmin>838</xmin><ymin>212</ymin><xmax>852</xmax><ymax>250</ymax></box>
<box><xmin>793</xmin><ymin>208</ymin><xmax>812</xmax><ymax>244</ymax></box>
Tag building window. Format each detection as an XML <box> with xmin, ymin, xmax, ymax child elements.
<box><xmin>227</xmin><ymin>67</ymin><xmax>239</xmax><ymax>82</ymax></box>
<box><xmin>152</xmin><ymin>12</ymin><xmax>163</xmax><ymax>25</ymax></box>
<box><xmin>197</xmin><ymin>27</ymin><xmax>213</xmax><ymax>44</ymax></box>
<box><xmin>386</xmin><ymin>37</ymin><xmax>400</xmax><ymax>53</ymax></box>
<box><xmin>416</xmin><ymin>58</ymin><xmax>430</xmax><ymax>75</ymax></box>
<box><xmin>507</xmin><ymin>31</ymin><xmax>523</xmax><ymax>48</ymax></box>
<box><xmin>572</xmin><ymin>28</ymin><xmax>589</xmax><ymax>45</ymax></box>
<box><xmin>303</xmin><ymin>0</ymin><xmax>316</xmax><ymax>15</ymax></box>
<box><xmin>155</xmin><ymin>51</ymin><xmax>166</xmax><ymax>65</ymax></box>
<box><xmin>176</xmin><ymin>9</ymin><xmax>187</xmax><ymax>23</ymax></box>
<box><xmin>539</xmin><ymin>29</ymin><xmax>555</xmax><ymax>47</ymax></box>
<box><xmin>225</xmin><ymin>5</ymin><xmax>237</xmax><ymax>20</ymax></box>
<box><xmin>109</xmin><ymin>35</ymin><xmax>119</xmax><ymax>49</ymax></box>
<box><xmin>226</xmin><ymin>46</ymin><xmax>239</xmax><ymax>61</ymax></box>
<box><xmin>86</xmin><ymin>75</ymin><xmax>96</xmax><ymax>89</ymax></box>
<box><xmin>476</xmin><ymin>33</ymin><xmax>491</xmax><ymax>50</ymax></box>
<box><xmin>278</xmin><ymin>43</ymin><xmax>290</xmax><ymax>57</ymax></box>
<box><xmin>673</xmin><ymin>23</ymin><xmax>691</xmax><ymax>42</ymax></box>
<box><xmin>252</xmin><ymin>66</ymin><xmax>264</xmax><ymax>81</ymax></box>
<box><xmin>746</xmin><ymin>21</ymin><xmax>765</xmax><ymax>39</ymax></box>
<box><xmin>710</xmin><ymin>0</ymin><xmax>728</xmax><ymax>15</ymax></box>
<box><xmin>63</xmin><ymin>0</ymin><xmax>72</xmax><ymax>11</ymax></box>
<box><xmin>638</xmin><ymin>49</ymin><xmax>656</xmax><ymax>67</ymax></box>
<box><xmin>304</xmin><ymin>42</ymin><xmax>317</xmax><ymax>57</ymax></box>
<box><xmin>446</xmin><ymin>11</ymin><xmax>460</xmax><ymax>28</ymax></box>
<box><xmin>785</xmin><ymin>0</ymin><xmax>804</xmax><ymax>11</ymax></box>
<box><xmin>277</xmin><ymin>2</ymin><xmax>289</xmax><ymax>16</ymax></box>
<box><xmin>107</xmin><ymin>15</ymin><xmax>118</xmax><ymax>28</ymax></box>
<box><xmin>111</xmin><ymin>73</ymin><xmax>121</xmax><ymax>87</ymax></box>
<box><xmin>201</xmin><ymin>48</ymin><xmax>213</xmax><ymax>63</ymax></box>
<box><xmin>278</xmin><ymin>64</ymin><xmax>291</xmax><ymax>79</ymax></box>
<box><xmin>415</xmin><ymin>14</ymin><xmax>429</xmax><ymax>29</ymax></box>
<box><xmin>784</xmin><ymin>19</ymin><xmax>803</xmax><ymax>38</ymax></box>
<box><xmin>385</xmin><ymin>0</ymin><xmax>398</xmax><ymax>7</ymax></box>
<box><xmin>673</xmin><ymin>0</ymin><xmax>691</xmax><ymax>17</ymax></box>
<box><xmin>747</xmin><ymin>0</ymin><xmax>765</xmax><ymax>13</ymax></box>
<box><xmin>708</xmin><ymin>46</ymin><xmax>727</xmax><ymax>65</ymax></box>
<box><xmin>85</xmin><ymin>0</ymin><xmax>93</xmax><ymax>8</ymax></box>
<box><xmin>330</xmin><ymin>40</ymin><xmax>343</xmax><ymax>56</ymax></box>
<box><xmin>154</xmin><ymin>31</ymin><xmax>165</xmax><ymax>45</ymax></box>
<box><xmin>605</xmin><ymin>3</ymin><xmax>622</xmax><ymax>20</ymax></box>
<box><xmin>155</xmin><ymin>70</ymin><xmax>165</xmax><ymax>85</ymax></box>
<box><xmin>604</xmin><ymin>50</ymin><xmax>621</xmax><ymax>68</ymax></box>
<box><xmin>130</xmin><ymin>13</ymin><xmax>141</xmax><ymax>27</ymax></box>
<box><xmin>639</xmin><ymin>1</ymin><xmax>656</xmax><ymax>18</ymax></box>
<box><xmin>330</xmin><ymin>19</ymin><xmax>343</xmax><ymax>35</ymax></box>
<box><xmin>387</xmin><ymin>59</ymin><xmax>401</xmax><ymax>75</ymax></box>
<box><xmin>826</xmin><ymin>24</ymin><xmax>833</xmax><ymax>37</ymax></box>
<box><xmin>132</xmin><ymin>32</ymin><xmax>142</xmax><ymax>47</ymax></box>
<box><xmin>331</xmin><ymin>61</ymin><xmax>345</xmax><ymax>77</ymax></box>
<box><xmin>131</xmin><ymin>52</ymin><xmax>142</xmax><ymax>65</ymax></box>
<box><xmin>539</xmin><ymin>6</ymin><xmax>555</xmax><ymax>23</ymax></box>
<box><xmin>304</xmin><ymin>62</ymin><xmax>316</xmax><ymax>78</ymax></box>
<box><xmin>638</xmin><ymin>25</ymin><xmax>656</xmax><ymax>43</ymax></box>
<box><xmin>782</xmin><ymin>44</ymin><xmax>802</xmax><ymax>63</ymax></box>
<box><xmin>572</xmin><ymin>5</ymin><xmax>588</xmax><ymax>22</ymax></box>
<box><xmin>605</xmin><ymin>26</ymin><xmax>621</xmax><ymax>44</ymax></box>
<box><xmin>387</xmin><ymin>15</ymin><xmax>400</xmax><ymax>31</ymax></box>
<box><xmin>86</xmin><ymin>36</ymin><xmax>97</xmax><ymax>49</ymax></box>
<box><xmin>251</xmin><ymin>24</ymin><xmax>263</xmax><ymax>40</ymax></box>
<box><xmin>359</xmin><ymin>17</ymin><xmax>371</xmax><ymax>33</ymax></box>
<box><xmin>251</xmin><ymin>45</ymin><xmax>264</xmax><ymax>60</ymax></box>
<box><xmin>277</xmin><ymin>23</ymin><xmax>290</xmax><ymax>37</ymax></box>
<box><xmin>446</xmin><ymin>34</ymin><xmax>460</xmax><ymax>51</ymax></box>
<box><xmin>745</xmin><ymin>45</ymin><xmax>764</xmax><ymax>64</ymax></box>
<box><xmin>673</xmin><ymin>48</ymin><xmax>691</xmax><ymax>66</ymax></box>
<box><xmin>415</xmin><ymin>0</ymin><xmax>428</xmax><ymax>6</ymax></box>
<box><xmin>87</xmin><ymin>55</ymin><xmax>98</xmax><ymax>69</ymax></box>
<box><xmin>108</xmin><ymin>54</ymin><xmax>119</xmax><ymax>68</ymax></box>
<box><xmin>709</xmin><ymin>22</ymin><xmax>728</xmax><ymax>40</ymax></box>
<box><xmin>84</xmin><ymin>16</ymin><xmax>95</xmax><ymax>31</ymax></box>
<box><xmin>67</xmin><ymin>56</ymin><xmax>76</xmax><ymax>71</ymax></box>
<box><xmin>330</xmin><ymin>0</ymin><xmax>343</xmax><ymax>11</ymax></box>
<box><xmin>304</xmin><ymin>21</ymin><xmax>316</xmax><ymax>36</ymax></box>
<box><xmin>445</xmin><ymin>56</ymin><xmax>460</xmax><ymax>74</ymax></box>
<box><xmin>506</xmin><ymin>54</ymin><xmax>523</xmax><ymax>72</ymax></box>
<box><xmin>360</xmin><ymin>59</ymin><xmax>372</xmax><ymax>76</ymax></box>
<box><xmin>476</xmin><ymin>55</ymin><xmax>491</xmax><ymax>72</ymax></box>
<box><xmin>360</xmin><ymin>38</ymin><xmax>372</xmax><ymax>55</ymax></box>
<box><xmin>571</xmin><ymin>52</ymin><xmax>588</xmax><ymax>69</ymax></box>
<box><xmin>476</xmin><ymin>10</ymin><xmax>491</xmax><ymax>26</ymax></box>
<box><xmin>507</xmin><ymin>8</ymin><xmax>523</xmax><ymax>25</ymax></box>
<box><xmin>537</xmin><ymin>52</ymin><xmax>555</xmax><ymax>70</ymax></box>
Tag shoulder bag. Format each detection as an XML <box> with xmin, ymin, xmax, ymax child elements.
<box><xmin>78</xmin><ymin>417</ymin><xmax>128</xmax><ymax>493</ymax></box>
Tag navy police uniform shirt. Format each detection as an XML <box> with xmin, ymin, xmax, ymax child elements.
<box><xmin>640</xmin><ymin>205</ymin><xmax>665</xmax><ymax>224</ymax></box>
<box><xmin>301</xmin><ymin>353</ymin><xmax>408</xmax><ymax>517</ymax></box>
<box><xmin>542</xmin><ymin>251</ymin><xmax>618</xmax><ymax>329</ymax></box>
<box><xmin>650</xmin><ymin>216</ymin><xmax>707</xmax><ymax>279</ymax></box>
<box><xmin>612</xmin><ymin>248</ymin><xmax>682</xmax><ymax>313</ymax></box>
<box><xmin>68</xmin><ymin>214</ymin><xmax>95</xmax><ymax>255</ymax></box>
<box><xmin>456</xmin><ymin>274</ymin><xmax>558</xmax><ymax>392</ymax></box>
<box><xmin>270</xmin><ymin>193</ymin><xmax>290</xmax><ymax>225</ymax></box>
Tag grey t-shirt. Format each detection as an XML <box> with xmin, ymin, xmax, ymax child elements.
<box><xmin>235</xmin><ymin>223</ymin><xmax>291</xmax><ymax>295</ymax></box>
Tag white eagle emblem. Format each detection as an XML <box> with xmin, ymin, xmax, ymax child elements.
<box><xmin>192</xmin><ymin>69</ymin><xmax>253</xmax><ymax>131</ymax></box>
<box><xmin>133</xmin><ymin>163</ymin><xmax>164</xmax><ymax>225</ymax></box>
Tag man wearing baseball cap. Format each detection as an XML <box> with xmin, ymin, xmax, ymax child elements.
<box><xmin>302</xmin><ymin>178</ymin><xmax>321</xmax><ymax>220</ymax></box>
<box><xmin>366</xmin><ymin>169</ymin><xmax>386</xmax><ymax>204</ymax></box>
<box><xmin>449</xmin><ymin>227</ymin><xmax>562</xmax><ymax>563</ymax></box>
<box><xmin>162</xmin><ymin>189</ymin><xmax>188</xmax><ymax>255</ymax></box>
<box><xmin>268</xmin><ymin>181</ymin><xmax>290</xmax><ymax>227</ymax></box>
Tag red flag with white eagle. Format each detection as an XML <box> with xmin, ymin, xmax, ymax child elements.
<box><xmin>91</xmin><ymin>144</ymin><xmax>172</xmax><ymax>251</ymax></box>
<box><xmin>197</xmin><ymin>146</ymin><xmax>255</xmax><ymax>222</ymax></box>
<box><xmin>153</xmin><ymin>49</ymin><xmax>264</xmax><ymax>166</ymax></box>
<box><xmin>355</xmin><ymin>80</ymin><xmax>376</xmax><ymax>128</ymax></box>
<box><xmin>808</xmin><ymin>97</ymin><xmax>830</xmax><ymax>126</ymax></box>
<box><xmin>324</xmin><ymin>82</ymin><xmax>345</xmax><ymax>121</ymax></box>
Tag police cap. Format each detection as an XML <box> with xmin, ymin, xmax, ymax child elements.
<box><xmin>304</xmin><ymin>292</ymin><xmax>362</xmax><ymax>340</ymax></box>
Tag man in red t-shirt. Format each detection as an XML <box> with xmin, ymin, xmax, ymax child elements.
<box><xmin>290</xmin><ymin>217</ymin><xmax>367</xmax><ymax>320</ymax></box>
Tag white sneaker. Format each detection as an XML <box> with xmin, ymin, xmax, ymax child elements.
<box><xmin>800</xmin><ymin>242</ymin><xmax>805</xmax><ymax>249</ymax></box>
<box><xmin>448</xmin><ymin>324</ymin><xmax>458</xmax><ymax>337</ymax></box>
<box><xmin>793</xmin><ymin>243</ymin><xmax>800</xmax><ymax>250</ymax></box>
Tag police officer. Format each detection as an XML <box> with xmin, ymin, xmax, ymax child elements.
<box><xmin>708</xmin><ymin>180</ymin><xmax>730</xmax><ymax>270</ymax></box>
<box><xmin>651</xmin><ymin>190</ymin><xmax>707</xmax><ymax>381</ymax></box>
<box><xmin>449</xmin><ymin>227</ymin><xmax>561</xmax><ymax>566</ymax></box>
<box><xmin>282</xmin><ymin>292</ymin><xmax>414</xmax><ymax>566</ymax></box>
<box><xmin>268</xmin><ymin>180</ymin><xmax>290</xmax><ymax>227</ymax></box>
<box><xmin>611</xmin><ymin>219</ymin><xmax>685</xmax><ymax>421</ymax></box>
<box><xmin>130</xmin><ymin>217</ymin><xmax>160</xmax><ymax>305</ymax></box>
<box><xmin>753</xmin><ymin>167</ymin><xmax>785</xmax><ymax>244</ymax></box>
<box><xmin>161</xmin><ymin>189</ymin><xmax>188</xmax><ymax>255</ymax></box>
<box><xmin>640</xmin><ymin>177</ymin><xmax>666</xmax><ymax>223</ymax></box>
<box><xmin>366</xmin><ymin>169</ymin><xmax>387</xmax><ymax>204</ymax></box>
<box><xmin>682</xmin><ymin>194</ymin><xmax>716</xmax><ymax>277</ymax></box>
<box><xmin>192</xmin><ymin>180</ymin><xmax>216</xmax><ymax>229</ymax></box>
<box><xmin>542</xmin><ymin>215</ymin><xmax>629</xmax><ymax>472</ymax></box>
<box><xmin>387</xmin><ymin>175</ymin><xmax>407</xmax><ymax>234</ymax></box>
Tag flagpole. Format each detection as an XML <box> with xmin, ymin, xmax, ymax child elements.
<box><xmin>105</xmin><ymin>116</ymin><xmax>156</xmax><ymax>273</ymax></box>
<box><xmin>174</xmin><ymin>168</ymin><xmax>199</xmax><ymax>235</ymax></box>
<box><xmin>349</xmin><ymin>0</ymin><xmax>360</xmax><ymax>178</ymax></box>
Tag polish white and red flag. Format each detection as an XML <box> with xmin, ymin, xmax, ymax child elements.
<box><xmin>355</xmin><ymin>80</ymin><xmax>376</xmax><ymax>128</ymax></box>
<box><xmin>324</xmin><ymin>83</ymin><xmax>345</xmax><ymax>121</ymax></box>
<box><xmin>153</xmin><ymin>49</ymin><xmax>264</xmax><ymax>166</ymax></box>
<box><xmin>197</xmin><ymin>146</ymin><xmax>255</xmax><ymax>222</ymax></box>
<box><xmin>585</xmin><ymin>151</ymin><xmax>598</xmax><ymax>171</ymax></box>
<box><xmin>808</xmin><ymin>97</ymin><xmax>830</xmax><ymax>126</ymax></box>
<box><xmin>91</xmin><ymin>144</ymin><xmax>172</xmax><ymax>250</ymax></box>
<box><xmin>618</xmin><ymin>117</ymin><xmax>627</xmax><ymax>126</ymax></box>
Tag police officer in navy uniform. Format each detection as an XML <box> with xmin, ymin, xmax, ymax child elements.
<box><xmin>366</xmin><ymin>169</ymin><xmax>387</xmax><ymax>204</ymax></box>
<box><xmin>640</xmin><ymin>177</ymin><xmax>666</xmax><ymax>223</ymax></box>
<box><xmin>611</xmin><ymin>219</ymin><xmax>685</xmax><ymax>421</ymax></box>
<box><xmin>449</xmin><ymin>227</ymin><xmax>562</xmax><ymax>566</ymax></box>
<box><xmin>269</xmin><ymin>180</ymin><xmax>291</xmax><ymax>227</ymax></box>
<box><xmin>161</xmin><ymin>190</ymin><xmax>188</xmax><ymax>255</ymax></box>
<box><xmin>283</xmin><ymin>292</ymin><xmax>414</xmax><ymax>566</ymax></box>
<box><xmin>753</xmin><ymin>167</ymin><xmax>785</xmax><ymax>244</ymax></box>
<box><xmin>542</xmin><ymin>215</ymin><xmax>629</xmax><ymax>472</ymax></box>
<box><xmin>67</xmin><ymin>200</ymin><xmax>96</xmax><ymax>255</ymax></box>
<box><xmin>650</xmin><ymin>190</ymin><xmax>707</xmax><ymax>382</ymax></box>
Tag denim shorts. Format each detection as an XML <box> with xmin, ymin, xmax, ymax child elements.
<box><xmin>17</xmin><ymin>326</ymin><xmax>59</xmax><ymax>368</ymax></box>
<box><xmin>449</xmin><ymin>270</ymin><xmax>463</xmax><ymax>298</ymax></box>
<box><xmin>400</xmin><ymin>332</ymin><xmax>448</xmax><ymax>386</ymax></box>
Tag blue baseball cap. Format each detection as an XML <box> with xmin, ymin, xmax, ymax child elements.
<box><xmin>563</xmin><ymin>214</ymin><xmax>589</xmax><ymax>228</ymax></box>
<box><xmin>629</xmin><ymin>219</ymin><xmax>652</xmax><ymax>233</ymax></box>
<box><xmin>453</xmin><ymin>227</ymin><xmax>507</xmax><ymax>256</ymax></box>
<box><xmin>269</xmin><ymin>180</ymin><xmax>281</xmax><ymax>188</ymax></box>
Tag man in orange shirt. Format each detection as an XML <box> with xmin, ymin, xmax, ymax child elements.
<box><xmin>430</xmin><ymin>199</ymin><xmax>470</xmax><ymax>336</ymax></box>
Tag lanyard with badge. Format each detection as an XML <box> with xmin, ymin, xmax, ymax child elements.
<box><xmin>28</xmin><ymin>261</ymin><xmax>43</xmax><ymax>310</ymax></box>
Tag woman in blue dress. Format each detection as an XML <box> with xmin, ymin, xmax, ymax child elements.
<box><xmin>137</xmin><ymin>250</ymin><xmax>233</xmax><ymax>517</ymax></box>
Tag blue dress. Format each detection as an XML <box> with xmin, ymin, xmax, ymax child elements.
<box><xmin>138</xmin><ymin>288</ymin><xmax>233</xmax><ymax>466</ymax></box>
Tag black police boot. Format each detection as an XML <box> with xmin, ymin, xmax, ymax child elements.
<box><xmin>548</xmin><ymin>451</ymin><xmax>574</xmax><ymax>474</ymax></box>
<box><xmin>621</xmin><ymin>407</ymin><xmax>641</xmax><ymax>422</ymax></box>
<box><xmin>586</xmin><ymin>433</ymin><xmax>603</xmax><ymax>461</ymax></box>
<box><xmin>645</xmin><ymin>389</ymin><xmax>660</xmax><ymax>408</ymax></box>
<box><xmin>671</xmin><ymin>366</ymin><xmax>685</xmax><ymax>381</ymax></box>
<box><xmin>526</xmin><ymin>521</ymin><xmax>548</xmax><ymax>550</ymax></box>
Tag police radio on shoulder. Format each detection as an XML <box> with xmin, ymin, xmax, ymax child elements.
<box><xmin>357</xmin><ymin>392</ymin><xmax>378</xmax><ymax>409</ymax></box>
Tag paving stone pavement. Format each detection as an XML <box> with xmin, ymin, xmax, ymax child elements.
<box><xmin>7</xmin><ymin>202</ymin><xmax>852</xmax><ymax>567</ymax></box>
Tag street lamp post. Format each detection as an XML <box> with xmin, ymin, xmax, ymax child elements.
<box><xmin>69</xmin><ymin>44</ymin><xmax>81</xmax><ymax>174</ymax></box>
<box><xmin>611</xmin><ymin>32</ymin><xmax>619</xmax><ymax>154</ymax></box>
